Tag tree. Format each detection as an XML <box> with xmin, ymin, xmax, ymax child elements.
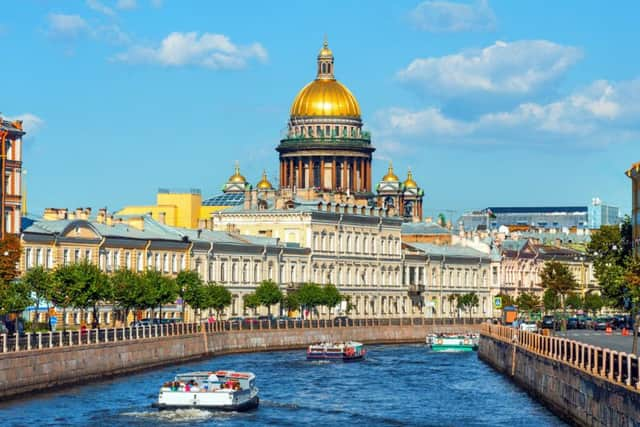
<box><xmin>281</xmin><ymin>291</ymin><xmax>300</xmax><ymax>316</ymax></box>
<box><xmin>0</xmin><ymin>235</ymin><xmax>21</xmax><ymax>283</ymax></box>
<box><xmin>447</xmin><ymin>293</ymin><xmax>459</xmax><ymax>316</ymax></box>
<box><xmin>205</xmin><ymin>284</ymin><xmax>232</xmax><ymax>318</ymax></box>
<box><xmin>623</xmin><ymin>258</ymin><xmax>640</xmax><ymax>354</ymax></box>
<box><xmin>22</xmin><ymin>266</ymin><xmax>52</xmax><ymax>330</ymax></box>
<box><xmin>254</xmin><ymin>280</ymin><xmax>283</xmax><ymax>316</ymax></box>
<box><xmin>564</xmin><ymin>293</ymin><xmax>582</xmax><ymax>311</ymax></box>
<box><xmin>320</xmin><ymin>284</ymin><xmax>343</xmax><ymax>318</ymax></box>
<box><xmin>297</xmin><ymin>283</ymin><xmax>324</xmax><ymax>319</ymax></box>
<box><xmin>243</xmin><ymin>293</ymin><xmax>260</xmax><ymax>316</ymax></box>
<box><xmin>495</xmin><ymin>293</ymin><xmax>515</xmax><ymax>308</ymax></box>
<box><xmin>75</xmin><ymin>261</ymin><xmax>111</xmax><ymax>328</ymax></box>
<box><xmin>176</xmin><ymin>270</ymin><xmax>203</xmax><ymax>322</ymax></box>
<box><xmin>111</xmin><ymin>268</ymin><xmax>142</xmax><ymax>326</ymax></box>
<box><xmin>587</xmin><ymin>218</ymin><xmax>632</xmax><ymax>309</ymax></box>
<box><xmin>515</xmin><ymin>292</ymin><xmax>541</xmax><ymax>315</ymax></box>
<box><xmin>0</xmin><ymin>281</ymin><xmax>33</xmax><ymax>333</ymax></box>
<box><xmin>153</xmin><ymin>274</ymin><xmax>179</xmax><ymax>320</ymax></box>
<box><xmin>582</xmin><ymin>292</ymin><xmax>604</xmax><ymax>317</ymax></box>
<box><xmin>543</xmin><ymin>288</ymin><xmax>560</xmax><ymax>312</ymax></box>
<box><xmin>51</xmin><ymin>264</ymin><xmax>83</xmax><ymax>331</ymax></box>
<box><xmin>539</xmin><ymin>261</ymin><xmax>577</xmax><ymax>331</ymax></box>
<box><xmin>456</xmin><ymin>292</ymin><xmax>479</xmax><ymax>320</ymax></box>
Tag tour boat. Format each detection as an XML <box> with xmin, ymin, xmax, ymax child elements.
<box><xmin>426</xmin><ymin>333</ymin><xmax>479</xmax><ymax>352</ymax></box>
<box><xmin>306</xmin><ymin>341</ymin><xmax>366</xmax><ymax>361</ymax></box>
<box><xmin>152</xmin><ymin>370</ymin><xmax>259</xmax><ymax>411</ymax></box>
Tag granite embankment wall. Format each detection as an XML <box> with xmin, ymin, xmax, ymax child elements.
<box><xmin>479</xmin><ymin>325</ymin><xmax>640</xmax><ymax>426</ymax></box>
<box><xmin>0</xmin><ymin>322</ymin><xmax>476</xmax><ymax>400</ymax></box>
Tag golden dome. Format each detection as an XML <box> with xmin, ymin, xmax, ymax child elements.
<box><xmin>291</xmin><ymin>80</ymin><xmax>361</xmax><ymax>117</ymax></box>
<box><xmin>382</xmin><ymin>162</ymin><xmax>399</xmax><ymax>182</ymax></box>
<box><xmin>228</xmin><ymin>162</ymin><xmax>246</xmax><ymax>184</ymax></box>
<box><xmin>404</xmin><ymin>169</ymin><xmax>418</xmax><ymax>188</ymax></box>
<box><xmin>256</xmin><ymin>170</ymin><xmax>273</xmax><ymax>190</ymax></box>
<box><xmin>318</xmin><ymin>39</ymin><xmax>333</xmax><ymax>57</ymax></box>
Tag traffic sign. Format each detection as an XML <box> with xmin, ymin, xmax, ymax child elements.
<box><xmin>494</xmin><ymin>297</ymin><xmax>502</xmax><ymax>309</ymax></box>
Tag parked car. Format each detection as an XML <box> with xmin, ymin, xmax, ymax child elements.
<box><xmin>592</xmin><ymin>317</ymin><xmax>613</xmax><ymax>331</ymax></box>
<box><xmin>567</xmin><ymin>317</ymin><xmax>579</xmax><ymax>330</ymax></box>
<box><xmin>130</xmin><ymin>319</ymin><xmax>152</xmax><ymax>327</ymax></box>
<box><xmin>577</xmin><ymin>316</ymin><xmax>591</xmax><ymax>329</ymax></box>
<box><xmin>0</xmin><ymin>322</ymin><xmax>8</xmax><ymax>335</ymax></box>
<box><xmin>519</xmin><ymin>321</ymin><xmax>538</xmax><ymax>333</ymax></box>
<box><xmin>228</xmin><ymin>316</ymin><xmax>244</xmax><ymax>325</ymax></box>
<box><xmin>541</xmin><ymin>315</ymin><xmax>556</xmax><ymax>330</ymax></box>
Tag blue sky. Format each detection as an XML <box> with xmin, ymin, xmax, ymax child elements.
<box><xmin>3</xmin><ymin>0</ymin><xmax>639</xmax><ymax>220</ymax></box>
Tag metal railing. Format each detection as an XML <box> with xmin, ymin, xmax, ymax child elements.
<box><xmin>0</xmin><ymin>317</ymin><xmax>485</xmax><ymax>354</ymax></box>
<box><xmin>481</xmin><ymin>324</ymin><xmax>640</xmax><ymax>391</ymax></box>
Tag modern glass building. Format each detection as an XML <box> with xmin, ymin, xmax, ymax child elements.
<box><xmin>587</xmin><ymin>197</ymin><xmax>620</xmax><ymax>229</ymax></box>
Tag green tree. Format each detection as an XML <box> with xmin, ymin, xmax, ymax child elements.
<box><xmin>205</xmin><ymin>284</ymin><xmax>232</xmax><ymax>318</ymax></box>
<box><xmin>155</xmin><ymin>275</ymin><xmax>179</xmax><ymax>320</ymax></box>
<box><xmin>176</xmin><ymin>270</ymin><xmax>203</xmax><ymax>321</ymax></box>
<box><xmin>623</xmin><ymin>258</ymin><xmax>640</xmax><ymax>354</ymax></box>
<box><xmin>540</xmin><ymin>261</ymin><xmax>578</xmax><ymax>330</ymax></box>
<box><xmin>582</xmin><ymin>292</ymin><xmax>604</xmax><ymax>317</ymax></box>
<box><xmin>0</xmin><ymin>281</ymin><xmax>33</xmax><ymax>333</ymax></box>
<box><xmin>456</xmin><ymin>292</ymin><xmax>479</xmax><ymax>320</ymax></box>
<box><xmin>515</xmin><ymin>292</ymin><xmax>541</xmax><ymax>316</ymax></box>
<box><xmin>22</xmin><ymin>266</ymin><xmax>52</xmax><ymax>330</ymax></box>
<box><xmin>243</xmin><ymin>293</ymin><xmax>260</xmax><ymax>316</ymax></box>
<box><xmin>75</xmin><ymin>261</ymin><xmax>111</xmax><ymax>328</ymax></box>
<box><xmin>543</xmin><ymin>288</ymin><xmax>560</xmax><ymax>312</ymax></box>
<box><xmin>51</xmin><ymin>264</ymin><xmax>83</xmax><ymax>331</ymax></box>
<box><xmin>111</xmin><ymin>268</ymin><xmax>142</xmax><ymax>326</ymax></box>
<box><xmin>138</xmin><ymin>270</ymin><xmax>177</xmax><ymax>318</ymax></box>
<box><xmin>0</xmin><ymin>235</ymin><xmax>22</xmax><ymax>283</ymax></box>
<box><xmin>297</xmin><ymin>283</ymin><xmax>324</xmax><ymax>319</ymax></box>
<box><xmin>320</xmin><ymin>284</ymin><xmax>343</xmax><ymax>318</ymax></box>
<box><xmin>564</xmin><ymin>293</ymin><xmax>582</xmax><ymax>311</ymax></box>
<box><xmin>447</xmin><ymin>293</ymin><xmax>459</xmax><ymax>316</ymax></box>
<box><xmin>495</xmin><ymin>293</ymin><xmax>515</xmax><ymax>308</ymax></box>
<box><xmin>254</xmin><ymin>280</ymin><xmax>283</xmax><ymax>316</ymax></box>
<box><xmin>281</xmin><ymin>291</ymin><xmax>300</xmax><ymax>316</ymax></box>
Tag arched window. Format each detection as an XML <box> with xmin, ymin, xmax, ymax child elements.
<box><xmin>321</xmin><ymin>63</ymin><xmax>326</xmax><ymax>73</ymax></box>
<box><xmin>220</xmin><ymin>262</ymin><xmax>226</xmax><ymax>282</ymax></box>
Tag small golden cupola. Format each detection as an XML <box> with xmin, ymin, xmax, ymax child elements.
<box><xmin>223</xmin><ymin>162</ymin><xmax>249</xmax><ymax>193</ymax></box>
<box><xmin>382</xmin><ymin>161</ymin><xmax>400</xmax><ymax>182</ymax></box>
<box><xmin>403</xmin><ymin>168</ymin><xmax>418</xmax><ymax>189</ymax></box>
<box><xmin>256</xmin><ymin>170</ymin><xmax>273</xmax><ymax>190</ymax></box>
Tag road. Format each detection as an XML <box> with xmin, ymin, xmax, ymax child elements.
<box><xmin>556</xmin><ymin>329</ymin><xmax>640</xmax><ymax>354</ymax></box>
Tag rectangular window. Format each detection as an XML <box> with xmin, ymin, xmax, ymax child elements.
<box><xmin>74</xmin><ymin>249</ymin><xmax>80</xmax><ymax>262</ymax></box>
<box><xmin>115</xmin><ymin>250</ymin><xmax>121</xmax><ymax>269</ymax></box>
<box><xmin>137</xmin><ymin>252</ymin><xmax>143</xmax><ymax>272</ymax></box>
<box><xmin>181</xmin><ymin>255</ymin><xmax>186</xmax><ymax>270</ymax></box>
<box><xmin>85</xmin><ymin>249</ymin><xmax>91</xmax><ymax>261</ymax></box>
<box><xmin>172</xmin><ymin>255</ymin><xmax>177</xmax><ymax>273</ymax></box>
<box><xmin>26</xmin><ymin>248</ymin><xmax>32</xmax><ymax>269</ymax></box>
<box><xmin>106</xmin><ymin>250</ymin><xmax>112</xmax><ymax>271</ymax></box>
<box><xmin>36</xmin><ymin>248</ymin><xmax>43</xmax><ymax>266</ymax></box>
<box><xmin>125</xmin><ymin>251</ymin><xmax>131</xmax><ymax>269</ymax></box>
<box><xmin>46</xmin><ymin>249</ymin><xmax>53</xmax><ymax>269</ymax></box>
<box><xmin>63</xmin><ymin>249</ymin><xmax>69</xmax><ymax>266</ymax></box>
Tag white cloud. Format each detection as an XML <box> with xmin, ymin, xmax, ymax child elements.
<box><xmin>47</xmin><ymin>14</ymin><xmax>90</xmax><ymax>39</ymax></box>
<box><xmin>374</xmin><ymin>78</ymin><xmax>640</xmax><ymax>147</ymax></box>
<box><xmin>117</xmin><ymin>0</ymin><xmax>137</xmax><ymax>10</ymax></box>
<box><xmin>112</xmin><ymin>32</ymin><xmax>268</xmax><ymax>69</ymax></box>
<box><xmin>397</xmin><ymin>40</ymin><xmax>582</xmax><ymax>98</ymax></box>
<box><xmin>410</xmin><ymin>0</ymin><xmax>496</xmax><ymax>32</ymax></box>
<box><xmin>86</xmin><ymin>0</ymin><xmax>115</xmax><ymax>17</ymax></box>
<box><xmin>5</xmin><ymin>113</ymin><xmax>45</xmax><ymax>136</ymax></box>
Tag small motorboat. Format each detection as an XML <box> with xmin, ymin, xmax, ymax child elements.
<box><xmin>152</xmin><ymin>370</ymin><xmax>259</xmax><ymax>411</ymax></box>
<box><xmin>306</xmin><ymin>341</ymin><xmax>366</xmax><ymax>361</ymax></box>
<box><xmin>426</xmin><ymin>333</ymin><xmax>479</xmax><ymax>352</ymax></box>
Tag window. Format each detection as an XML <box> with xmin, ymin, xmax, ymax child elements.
<box><xmin>155</xmin><ymin>253</ymin><xmax>160</xmax><ymax>271</ymax></box>
<box><xmin>220</xmin><ymin>262</ymin><xmax>226</xmax><ymax>282</ymax></box>
<box><xmin>106</xmin><ymin>250</ymin><xmax>112</xmax><ymax>271</ymax></box>
<box><xmin>232</xmin><ymin>262</ymin><xmax>238</xmax><ymax>282</ymax></box>
<box><xmin>63</xmin><ymin>249</ymin><xmax>70</xmax><ymax>266</ymax></box>
<box><xmin>254</xmin><ymin>263</ymin><xmax>260</xmax><ymax>282</ymax></box>
<box><xmin>46</xmin><ymin>249</ymin><xmax>53</xmax><ymax>269</ymax></box>
<box><xmin>85</xmin><ymin>249</ymin><xmax>91</xmax><ymax>261</ymax></box>
<box><xmin>26</xmin><ymin>248</ymin><xmax>32</xmax><ymax>269</ymax></box>
<box><xmin>125</xmin><ymin>251</ymin><xmax>131</xmax><ymax>269</ymax></box>
<box><xmin>163</xmin><ymin>254</ymin><xmax>169</xmax><ymax>272</ymax></box>
<box><xmin>181</xmin><ymin>255</ymin><xmax>186</xmax><ymax>270</ymax></box>
<box><xmin>172</xmin><ymin>254</ymin><xmax>177</xmax><ymax>273</ymax></box>
<box><xmin>74</xmin><ymin>249</ymin><xmax>80</xmax><ymax>262</ymax></box>
<box><xmin>137</xmin><ymin>252</ymin><xmax>143</xmax><ymax>271</ymax></box>
<box><xmin>115</xmin><ymin>250</ymin><xmax>121</xmax><ymax>269</ymax></box>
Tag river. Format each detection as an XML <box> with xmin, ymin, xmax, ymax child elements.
<box><xmin>0</xmin><ymin>344</ymin><xmax>565</xmax><ymax>426</ymax></box>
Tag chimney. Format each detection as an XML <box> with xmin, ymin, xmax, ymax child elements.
<box><xmin>126</xmin><ymin>216</ymin><xmax>145</xmax><ymax>231</ymax></box>
<box><xmin>106</xmin><ymin>215</ymin><xmax>113</xmax><ymax>226</ymax></box>
<box><xmin>75</xmin><ymin>208</ymin><xmax>83</xmax><ymax>218</ymax></box>
<box><xmin>198</xmin><ymin>219</ymin><xmax>207</xmax><ymax>229</ymax></box>
<box><xmin>96</xmin><ymin>208</ymin><xmax>107</xmax><ymax>224</ymax></box>
<box><xmin>158</xmin><ymin>211</ymin><xmax>166</xmax><ymax>225</ymax></box>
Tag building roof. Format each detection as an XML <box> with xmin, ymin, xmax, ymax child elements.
<box><xmin>406</xmin><ymin>242</ymin><xmax>489</xmax><ymax>260</ymax></box>
<box><xmin>0</xmin><ymin>119</ymin><xmax>25</xmax><ymax>135</ymax></box>
<box><xmin>401</xmin><ymin>222</ymin><xmax>450</xmax><ymax>235</ymax></box>
<box><xmin>486</xmin><ymin>206</ymin><xmax>588</xmax><ymax>214</ymax></box>
<box><xmin>202</xmin><ymin>192</ymin><xmax>245</xmax><ymax>207</ymax></box>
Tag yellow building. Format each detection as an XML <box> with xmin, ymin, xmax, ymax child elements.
<box><xmin>117</xmin><ymin>163</ymin><xmax>266</xmax><ymax>228</ymax></box>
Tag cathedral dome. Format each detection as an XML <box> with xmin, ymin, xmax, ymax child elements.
<box><xmin>228</xmin><ymin>163</ymin><xmax>246</xmax><ymax>184</ymax></box>
<box><xmin>256</xmin><ymin>170</ymin><xmax>273</xmax><ymax>190</ymax></box>
<box><xmin>382</xmin><ymin>162</ymin><xmax>399</xmax><ymax>182</ymax></box>
<box><xmin>403</xmin><ymin>169</ymin><xmax>418</xmax><ymax>189</ymax></box>
<box><xmin>290</xmin><ymin>40</ymin><xmax>361</xmax><ymax>118</ymax></box>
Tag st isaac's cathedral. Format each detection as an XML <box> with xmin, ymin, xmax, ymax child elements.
<box><xmin>119</xmin><ymin>40</ymin><xmax>424</xmax><ymax>228</ymax></box>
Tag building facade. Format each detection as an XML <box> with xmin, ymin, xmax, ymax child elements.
<box><xmin>627</xmin><ymin>162</ymin><xmax>640</xmax><ymax>255</ymax></box>
<box><xmin>0</xmin><ymin>117</ymin><xmax>25</xmax><ymax>236</ymax></box>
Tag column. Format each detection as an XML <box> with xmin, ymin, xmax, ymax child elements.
<box><xmin>342</xmin><ymin>158</ymin><xmax>347</xmax><ymax>191</ymax></box>
<box><xmin>289</xmin><ymin>158</ymin><xmax>294</xmax><ymax>188</ymax></box>
<box><xmin>366</xmin><ymin>160</ymin><xmax>371</xmax><ymax>191</ymax></box>
<box><xmin>298</xmin><ymin>158</ymin><xmax>303</xmax><ymax>188</ymax></box>
<box><xmin>331</xmin><ymin>157</ymin><xmax>337</xmax><ymax>190</ymax></box>
<box><xmin>359</xmin><ymin>158</ymin><xmax>365</xmax><ymax>191</ymax></box>
<box><xmin>309</xmin><ymin>158</ymin><xmax>314</xmax><ymax>189</ymax></box>
<box><xmin>350</xmin><ymin>160</ymin><xmax>355</xmax><ymax>192</ymax></box>
<box><xmin>320</xmin><ymin>158</ymin><xmax>325</xmax><ymax>190</ymax></box>
<box><xmin>280</xmin><ymin>161</ymin><xmax>284</xmax><ymax>188</ymax></box>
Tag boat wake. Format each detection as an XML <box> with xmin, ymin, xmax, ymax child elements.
<box><xmin>121</xmin><ymin>408</ymin><xmax>224</xmax><ymax>422</ymax></box>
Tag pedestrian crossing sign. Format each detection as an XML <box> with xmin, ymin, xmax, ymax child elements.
<box><xmin>494</xmin><ymin>297</ymin><xmax>502</xmax><ymax>309</ymax></box>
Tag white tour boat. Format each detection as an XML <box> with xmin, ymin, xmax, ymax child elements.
<box><xmin>152</xmin><ymin>370</ymin><xmax>259</xmax><ymax>411</ymax></box>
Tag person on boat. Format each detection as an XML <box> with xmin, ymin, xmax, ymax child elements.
<box><xmin>185</xmin><ymin>382</ymin><xmax>191</xmax><ymax>392</ymax></box>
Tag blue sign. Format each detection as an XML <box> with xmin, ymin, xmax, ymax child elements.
<box><xmin>50</xmin><ymin>316</ymin><xmax>58</xmax><ymax>325</ymax></box>
<box><xmin>494</xmin><ymin>297</ymin><xmax>502</xmax><ymax>309</ymax></box>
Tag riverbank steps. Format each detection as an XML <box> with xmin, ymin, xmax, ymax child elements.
<box><xmin>0</xmin><ymin>323</ymin><xmax>478</xmax><ymax>400</ymax></box>
<box><xmin>479</xmin><ymin>330</ymin><xmax>640</xmax><ymax>426</ymax></box>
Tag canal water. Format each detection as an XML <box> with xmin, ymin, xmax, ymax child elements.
<box><xmin>0</xmin><ymin>344</ymin><xmax>565</xmax><ymax>426</ymax></box>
